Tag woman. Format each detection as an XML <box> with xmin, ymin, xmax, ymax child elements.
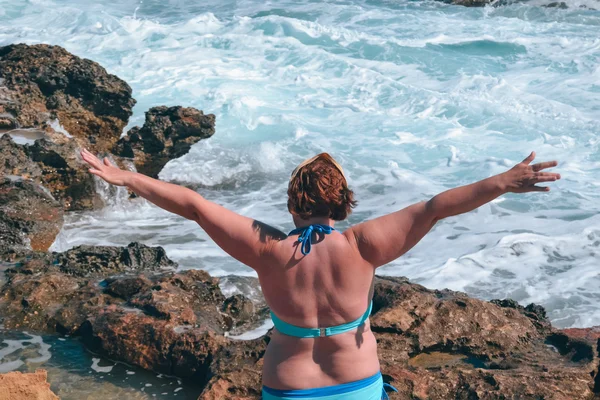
<box><xmin>81</xmin><ymin>149</ymin><xmax>560</xmax><ymax>400</ymax></box>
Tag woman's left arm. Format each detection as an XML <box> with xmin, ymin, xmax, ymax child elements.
<box><xmin>81</xmin><ymin>149</ymin><xmax>286</xmax><ymax>269</ymax></box>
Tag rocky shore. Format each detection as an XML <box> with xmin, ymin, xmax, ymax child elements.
<box><xmin>1</xmin><ymin>44</ymin><xmax>600</xmax><ymax>399</ymax></box>
<box><xmin>1</xmin><ymin>246</ymin><xmax>599</xmax><ymax>399</ymax></box>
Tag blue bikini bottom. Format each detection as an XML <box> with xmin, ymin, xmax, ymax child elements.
<box><xmin>262</xmin><ymin>371</ymin><xmax>397</xmax><ymax>400</ymax></box>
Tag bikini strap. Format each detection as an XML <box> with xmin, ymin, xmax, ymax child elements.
<box><xmin>288</xmin><ymin>224</ymin><xmax>335</xmax><ymax>255</ymax></box>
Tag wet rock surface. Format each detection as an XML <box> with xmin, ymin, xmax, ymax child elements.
<box><xmin>0</xmin><ymin>177</ymin><xmax>63</xmax><ymax>252</ymax></box>
<box><xmin>114</xmin><ymin>106</ymin><xmax>216</xmax><ymax>178</ymax></box>
<box><xmin>0</xmin><ymin>43</ymin><xmax>135</xmax><ymax>151</ymax></box>
<box><xmin>0</xmin><ymin>134</ymin><xmax>42</xmax><ymax>180</ymax></box>
<box><xmin>0</xmin><ymin>369</ymin><xmax>59</xmax><ymax>400</ymax></box>
<box><xmin>372</xmin><ymin>276</ymin><xmax>598</xmax><ymax>399</ymax></box>
<box><xmin>0</xmin><ymin>134</ymin><xmax>102</xmax><ymax>211</ymax></box>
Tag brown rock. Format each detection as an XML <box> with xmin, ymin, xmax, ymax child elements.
<box><xmin>2</xmin><ymin>269</ymin><xmax>91</xmax><ymax>332</ymax></box>
<box><xmin>0</xmin><ymin>369</ymin><xmax>59</xmax><ymax>400</ymax></box>
<box><xmin>200</xmin><ymin>336</ymin><xmax>268</xmax><ymax>400</ymax></box>
<box><xmin>26</xmin><ymin>138</ymin><xmax>101</xmax><ymax>211</ymax></box>
<box><xmin>0</xmin><ymin>43</ymin><xmax>135</xmax><ymax>152</ymax></box>
<box><xmin>562</xmin><ymin>326</ymin><xmax>600</xmax><ymax>342</ymax></box>
<box><xmin>55</xmin><ymin>242</ymin><xmax>176</xmax><ymax>277</ymax></box>
<box><xmin>127</xmin><ymin>270</ymin><xmax>226</xmax><ymax>328</ymax></box>
<box><xmin>114</xmin><ymin>106</ymin><xmax>215</xmax><ymax>178</ymax></box>
<box><xmin>0</xmin><ymin>177</ymin><xmax>63</xmax><ymax>252</ymax></box>
<box><xmin>0</xmin><ymin>134</ymin><xmax>42</xmax><ymax>179</ymax></box>
<box><xmin>80</xmin><ymin>310</ymin><xmax>226</xmax><ymax>382</ymax></box>
<box><xmin>372</xmin><ymin>276</ymin><xmax>544</xmax><ymax>359</ymax></box>
<box><xmin>0</xmin><ymin>134</ymin><xmax>102</xmax><ymax>212</ymax></box>
<box><xmin>0</xmin><ymin>243</ymin><xmax>177</xmax><ymax>334</ymax></box>
<box><xmin>196</xmin><ymin>276</ymin><xmax>599</xmax><ymax>399</ymax></box>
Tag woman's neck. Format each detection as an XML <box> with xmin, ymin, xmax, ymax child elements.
<box><xmin>292</xmin><ymin>216</ymin><xmax>335</xmax><ymax>229</ymax></box>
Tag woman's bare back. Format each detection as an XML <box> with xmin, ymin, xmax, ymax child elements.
<box><xmin>259</xmin><ymin>230</ymin><xmax>381</xmax><ymax>389</ymax></box>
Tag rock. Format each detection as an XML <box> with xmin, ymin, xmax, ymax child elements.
<box><xmin>545</xmin><ymin>1</ymin><xmax>569</xmax><ymax>8</ymax></box>
<box><xmin>0</xmin><ymin>177</ymin><xmax>63</xmax><ymax>252</ymax></box>
<box><xmin>103</xmin><ymin>275</ymin><xmax>152</xmax><ymax>300</ymax></box>
<box><xmin>1</xmin><ymin>46</ymin><xmax>217</xmax><ymax>209</ymax></box>
<box><xmin>114</xmin><ymin>106</ymin><xmax>215</xmax><ymax>178</ymax></box>
<box><xmin>27</xmin><ymin>138</ymin><xmax>102</xmax><ymax>211</ymax></box>
<box><xmin>372</xmin><ymin>276</ymin><xmax>545</xmax><ymax>359</ymax></box>
<box><xmin>0</xmin><ymin>369</ymin><xmax>59</xmax><ymax>400</ymax></box>
<box><xmin>0</xmin><ymin>134</ymin><xmax>102</xmax><ymax>212</ymax></box>
<box><xmin>80</xmin><ymin>310</ymin><xmax>227</xmax><ymax>382</ymax></box>
<box><xmin>127</xmin><ymin>270</ymin><xmax>226</xmax><ymax>328</ymax></box>
<box><xmin>0</xmin><ymin>43</ymin><xmax>135</xmax><ymax>152</ymax></box>
<box><xmin>562</xmin><ymin>326</ymin><xmax>600</xmax><ymax>342</ymax></box>
<box><xmin>223</xmin><ymin>295</ymin><xmax>255</xmax><ymax>324</ymax></box>
<box><xmin>196</xmin><ymin>276</ymin><xmax>599</xmax><ymax>399</ymax></box>
<box><xmin>1</xmin><ymin>258</ymin><xmax>115</xmax><ymax>333</ymax></box>
<box><xmin>450</xmin><ymin>0</ymin><xmax>493</xmax><ymax>6</ymax></box>
<box><xmin>0</xmin><ymin>134</ymin><xmax>42</xmax><ymax>180</ymax></box>
<box><xmin>200</xmin><ymin>336</ymin><xmax>268</xmax><ymax>400</ymax></box>
<box><xmin>0</xmin><ymin>243</ymin><xmax>176</xmax><ymax>333</ymax></box>
<box><xmin>55</xmin><ymin>242</ymin><xmax>176</xmax><ymax>277</ymax></box>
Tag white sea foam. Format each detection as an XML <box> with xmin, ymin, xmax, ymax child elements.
<box><xmin>48</xmin><ymin>119</ymin><xmax>73</xmax><ymax>138</ymax></box>
<box><xmin>228</xmin><ymin>319</ymin><xmax>274</xmax><ymax>340</ymax></box>
<box><xmin>0</xmin><ymin>333</ymin><xmax>52</xmax><ymax>372</ymax></box>
<box><xmin>2</xmin><ymin>0</ymin><xmax>599</xmax><ymax>328</ymax></box>
<box><xmin>91</xmin><ymin>357</ymin><xmax>114</xmax><ymax>373</ymax></box>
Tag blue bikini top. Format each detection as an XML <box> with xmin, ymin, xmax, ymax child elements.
<box><xmin>270</xmin><ymin>224</ymin><xmax>373</xmax><ymax>338</ymax></box>
<box><xmin>288</xmin><ymin>223</ymin><xmax>336</xmax><ymax>256</ymax></box>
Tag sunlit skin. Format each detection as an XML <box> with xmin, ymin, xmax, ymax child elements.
<box><xmin>81</xmin><ymin>149</ymin><xmax>560</xmax><ymax>390</ymax></box>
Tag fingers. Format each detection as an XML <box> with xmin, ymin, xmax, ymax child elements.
<box><xmin>532</xmin><ymin>161</ymin><xmax>558</xmax><ymax>172</ymax></box>
<box><xmin>81</xmin><ymin>149</ymin><xmax>104</xmax><ymax>169</ymax></box>
<box><xmin>529</xmin><ymin>186</ymin><xmax>550</xmax><ymax>192</ymax></box>
<box><xmin>88</xmin><ymin>168</ymin><xmax>103</xmax><ymax>178</ymax></box>
<box><xmin>103</xmin><ymin>157</ymin><xmax>114</xmax><ymax>167</ymax></box>
<box><xmin>522</xmin><ymin>151</ymin><xmax>535</xmax><ymax>165</ymax></box>
<box><xmin>533</xmin><ymin>175</ymin><xmax>560</xmax><ymax>183</ymax></box>
<box><xmin>534</xmin><ymin>172</ymin><xmax>561</xmax><ymax>180</ymax></box>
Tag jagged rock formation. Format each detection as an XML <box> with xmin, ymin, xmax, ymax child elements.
<box><xmin>0</xmin><ymin>43</ymin><xmax>135</xmax><ymax>151</ymax></box>
<box><xmin>114</xmin><ymin>106</ymin><xmax>216</xmax><ymax>178</ymax></box>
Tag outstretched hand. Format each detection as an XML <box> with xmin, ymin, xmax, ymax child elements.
<box><xmin>502</xmin><ymin>152</ymin><xmax>560</xmax><ymax>193</ymax></box>
<box><xmin>80</xmin><ymin>149</ymin><xmax>132</xmax><ymax>187</ymax></box>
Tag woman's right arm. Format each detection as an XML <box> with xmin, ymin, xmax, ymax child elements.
<box><xmin>81</xmin><ymin>149</ymin><xmax>286</xmax><ymax>269</ymax></box>
<box><xmin>344</xmin><ymin>152</ymin><xmax>560</xmax><ymax>269</ymax></box>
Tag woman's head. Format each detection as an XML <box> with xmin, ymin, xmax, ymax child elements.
<box><xmin>287</xmin><ymin>153</ymin><xmax>357</xmax><ymax>221</ymax></box>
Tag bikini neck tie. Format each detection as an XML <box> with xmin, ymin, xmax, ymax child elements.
<box><xmin>288</xmin><ymin>224</ymin><xmax>335</xmax><ymax>255</ymax></box>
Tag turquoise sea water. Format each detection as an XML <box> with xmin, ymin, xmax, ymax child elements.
<box><xmin>1</xmin><ymin>0</ymin><xmax>600</xmax><ymax>354</ymax></box>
